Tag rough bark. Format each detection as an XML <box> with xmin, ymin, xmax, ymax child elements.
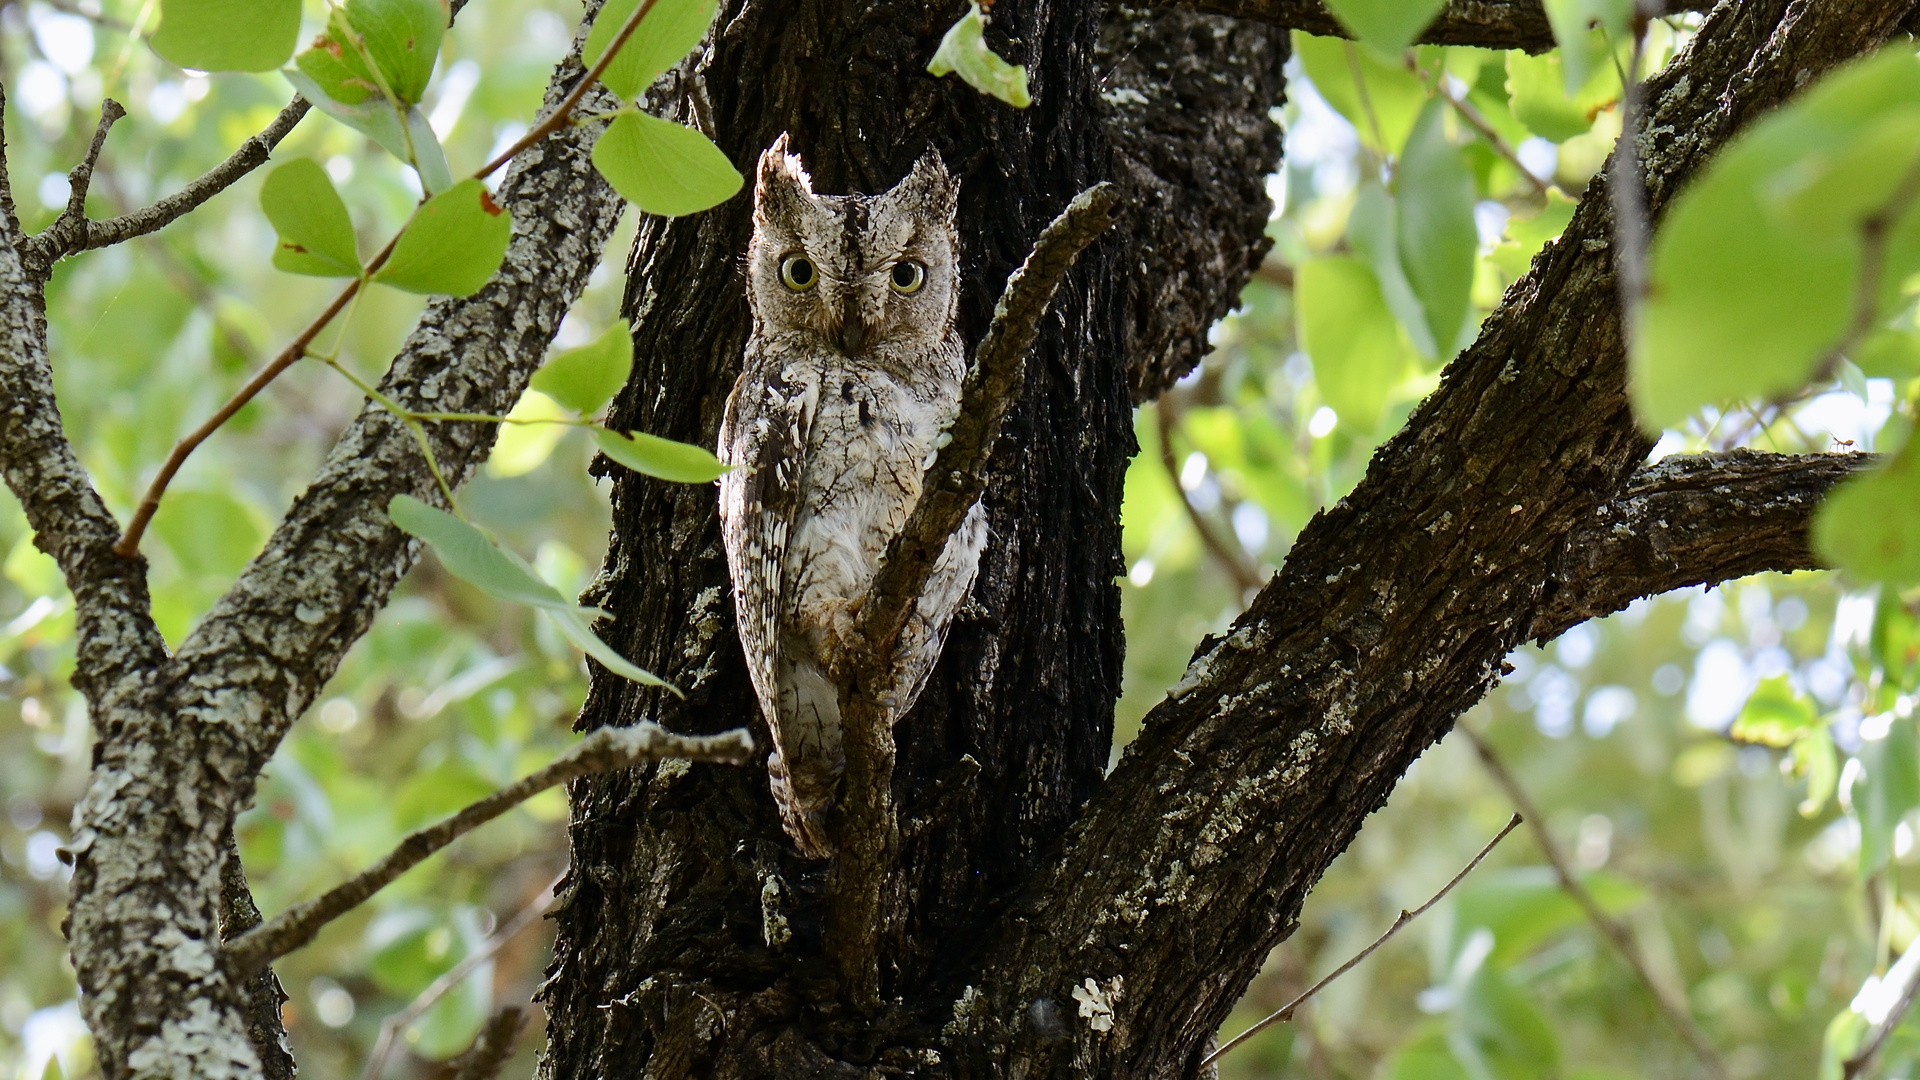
<box><xmin>9</xmin><ymin>17</ymin><xmax>630</xmax><ymax>1076</ymax></box>
<box><xmin>538</xmin><ymin>1</ymin><xmax>1911</xmax><ymax>1078</ymax></box>
<box><xmin>962</xmin><ymin>3</ymin><xmax>1916</xmax><ymax>1076</ymax></box>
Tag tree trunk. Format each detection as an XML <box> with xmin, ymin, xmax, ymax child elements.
<box><xmin>539</xmin><ymin>1</ymin><xmax>1906</xmax><ymax>1077</ymax></box>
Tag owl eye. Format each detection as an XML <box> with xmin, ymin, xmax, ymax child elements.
<box><xmin>889</xmin><ymin>260</ymin><xmax>926</xmax><ymax>295</ymax></box>
<box><xmin>779</xmin><ymin>254</ymin><xmax>817</xmax><ymax>291</ymax></box>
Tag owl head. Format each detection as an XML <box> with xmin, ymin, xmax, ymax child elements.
<box><xmin>746</xmin><ymin>134</ymin><xmax>960</xmax><ymax>365</ymax></box>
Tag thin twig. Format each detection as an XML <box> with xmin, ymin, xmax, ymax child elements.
<box><xmin>26</xmin><ymin>97</ymin><xmax>310</xmax><ymax>267</ymax></box>
<box><xmin>1156</xmin><ymin>398</ymin><xmax>1263</xmax><ymax>594</ymax></box>
<box><xmin>223</xmin><ymin>723</ymin><xmax>752</xmax><ymax>976</ymax></box>
<box><xmin>359</xmin><ymin>880</ymin><xmax>557</xmax><ymax>1080</ymax></box>
<box><xmin>1428</xmin><ymin>72</ymin><xmax>1553</xmax><ymax>198</ymax></box>
<box><xmin>449</xmin><ymin>1007</ymin><xmax>530</xmax><ymax>1080</ymax></box>
<box><xmin>1464</xmin><ymin>728</ymin><xmax>1731</xmax><ymax>1080</ymax></box>
<box><xmin>474</xmin><ymin>0</ymin><xmax>663</xmax><ymax>180</ymax></box>
<box><xmin>28</xmin><ymin>98</ymin><xmax>125</xmax><ymax>264</ymax></box>
<box><xmin>1201</xmin><ymin>813</ymin><xmax>1522</xmax><ymax>1068</ymax></box>
<box><xmin>1607</xmin><ymin>14</ymin><xmax>1652</xmax><ymax>347</ymax></box>
<box><xmin>1844</xmin><ymin>954</ymin><xmax>1920</xmax><ymax>1080</ymax></box>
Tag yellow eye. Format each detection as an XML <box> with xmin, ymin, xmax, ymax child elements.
<box><xmin>889</xmin><ymin>260</ymin><xmax>926</xmax><ymax>295</ymax></box>
<box><xmin>779</xmin><ymin>254</ymin><xmax>816</xmax><ymax>291</ymax></box>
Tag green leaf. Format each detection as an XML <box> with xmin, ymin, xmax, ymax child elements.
<box><xmin>1324</xmin><ymin>0</ymin><xmax>1446</xmax><ymax>55</ymax></box>
<box><xmin>1791</xmin><ymin>727</ymin><xmax>1840</xmax><ymax>817</ymax></box>
<box><xmin>1635</xmin><ymin>51</ymin><xmax>1920</xmax><ymax>431</ymax></box>
<box><xmin>1382</xmin><ymin>1029</ymin><xmax>1472</xmax><ymax>1080</ymax></box>
<box><xmin>595</xmin><ymin>428</ymin><xmax>729</xmax><ymax>483</ymax></box>
<box><xmin>1731</xmin><ymin>674</ymin><xmax>1820</xmax><ymax>747</ymax></box>
<box><xmin>345</xmin><ymin>0</ymin><xmax>447</xmax><ymax>106</ymax></box>
<box><xmin>1394</xmin><ymin>99</ymin><xmax>1479</xmax><ymax>359</ymax></box>
<box><xmin>1349</xmin><ymin>181</ymin><xmax>1436</xmax><ymax>358</ymax></box>
<box><xmin>294</xmin><ymin>8</ymin><xmax>383</xmax><ymax>105</ymax></box>
<box><xmin>1854</xmin><ymin>717</ymin><xmax>1920</xmax><ymax>877</ymax></box>
<box><xmin>260</xmin><ymin>159</ymin><xmax>361</xmax><ymax>278</ymax></box>
<box><xmin>1293</xmin><ymin>32</ymin><xmax>1434</xmax><ymax>156</ymax></box>
<box><xmin>1541</xmin><ymin>0</ymin><xmax>1631</xmax><ymax>91</ymax></box>
<box><xmin>1297</xmin><ymin>255</ymin><xmax>1412</xmax><ymax>431</ymax></box>
<box><xmin>151</xmin><ymin>489</ymin><xmax>266</xmax><ymax>579</ymax></box>
<box><xmin>1855</xmin><ymin>323</ymin><xmax>1920</xmax><ymax>379</ymax></box>
<box><xmin>282</xmin><ymin>68</ymin><xmax>455</xmax><ymax>193</ymax></box>
<box><xmin>1874</xmin><ymin>590</ymin><xmax>1920</xmax><ymax>693</ymax></box>
<box><xmin>532</xmin><ymin>322</ymin><xmax>633</xmax><ymax>416</ymax></box>
<box><xmin>584</xmin><ymin>0</ymin><xmax>717</xmax><ymax>101</ymax></box>
<box><xmin>388</xmin><ymin>495</ymin><xmax>570</xmax><ymax>610</ymax></box>
<box><xmin>372</xmin><ymin>179</ymin><xmax>513</xmax><ymax>297</ymax></box>
<box><xmin>1814</xmin><ymin>437</ymin><xmax>1920</xmax><ymax>586</ymax></box>
<box><xmin>591</xmin><ymin>111</ymin><xmax>744</xmax><ymax>217</ymax></box>
<box><xmin>1451</xmin><ymin>866</ymin><xmax>1644</xmax><ymax>966</ymax></box>
<box><xmin>1505</xmin><ymin>48</ymin><xmax>1619</xmax><ymax>143</ymax></box>
<box><xmin>545</xmin><ymin>604</ymin><xmax>674</xmax><ymax>690</ymax></box>
<box><xmin>927</xmin><ymin>1</ymin><xmax>1032</xmax><ymax>109</ymax></box>
<box><xmin>152</xmin><ymin>0</ymin><xmax>301</xmax><ymax>72</ymax></box>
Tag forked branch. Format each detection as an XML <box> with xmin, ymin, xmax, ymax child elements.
<box><xmin>223</xmin><ymin>723</ymin><xmax>752</xmax><ymax>976</ymax></box>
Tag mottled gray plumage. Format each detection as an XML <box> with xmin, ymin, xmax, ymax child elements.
<box><xmin>718</xmin><ymin>136</ymin><xmax>986</xmax><ymax>859</ymax></box>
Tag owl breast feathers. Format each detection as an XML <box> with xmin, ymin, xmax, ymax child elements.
<box><xmin>717</xmin><ymin>135</ymin><xmax>986</xmax><ymax>859</ymax></box>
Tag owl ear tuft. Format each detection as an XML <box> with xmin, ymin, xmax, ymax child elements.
<box><xmin>896</xmin><ymin>149</ymin><xmax>957</xmax><ymax>220</ymax></box>
<box><xmin>755</xmin><ymin>133</ymin><xmax>814</xmax><ymax>219</ymax></box>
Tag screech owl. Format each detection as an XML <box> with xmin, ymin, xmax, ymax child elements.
<box><xmin>717</xmin><ymin>135</ymin><xmax>987</xmax><ymax>860</ymax></box>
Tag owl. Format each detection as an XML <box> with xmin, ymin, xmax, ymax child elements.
<box><xmin>717</xmin><ymin>135</ymin><xmax>987</xmax><ymax>860</ymax></box>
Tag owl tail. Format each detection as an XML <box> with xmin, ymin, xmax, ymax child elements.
<box><xmin>771</xmin><ymin>656</ymin><xmax>844</xmax><ymax>859</ymax></box>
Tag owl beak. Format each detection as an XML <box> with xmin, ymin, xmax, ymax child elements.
<box><xmin>839</xmin><ymin>296</ymin><xmax>867</xmax><ymax>356</ymax></box>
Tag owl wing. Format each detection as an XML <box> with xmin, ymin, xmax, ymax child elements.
<box><xmin>719</xmin><ymin>365</ymin><xmax>815</xmax><ymax>718</ymax></box>
<box><xmin>719</xmin><ymin>364</ymin><xmax>838</xmax><ymax>858</ymax></box>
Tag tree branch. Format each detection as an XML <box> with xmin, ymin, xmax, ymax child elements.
<box><xmin>1528</xmin><ymin>449</ymin><xmax>1869</xmax><ymax>642</ymax></box>
<box><xmin>0</xmin><ymin>96</ymin><xmax>167</xmax><ymax>704</ymax></box>
<box><xmin>217</xmin><ymin>832</ymin><xmax>295</xmax><ymax>1080</ymax></box>
<box><xmin>23</xmin><ymin>96</ymin><xmax>310</xmax><ymax>269</ymax></box>
<box><xmin>1163</xmin><ymin>0</ymin><xmax>1705</xmax><ymax>53</ymax></box>
<box><xmin>63</xmin><ymin>19</ymin><xmax>641</xmax><ymax>1075</ymax></box>
<box><xmin>225</xmin><ymin>724</ymin><xmax>750</xmax><ymax>976</ymax></box>
<box><xmin>961</xmin><ymin>3</ymin><xmax>1918</xmax><ymax>1074</ymax></box>
<box><xmin>449</xmin><ymin>1007</ymin><xmax>531</xmax><ymax>1080</ymax></box>
<box><xmin>1464</xmin><ymin>729</ymin><xmax>1730</xmax><ymax>1080</ymax></box>
<box><xmin>29</xmin><ymin>98</ymin><xmax>126</xmax><ymax>265</ymax></box>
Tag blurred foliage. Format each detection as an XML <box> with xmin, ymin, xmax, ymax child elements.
<box><xmin>4</xmin><ymin>4</ymin><xmax>1920</xmax><ymax>1080</ymax></box>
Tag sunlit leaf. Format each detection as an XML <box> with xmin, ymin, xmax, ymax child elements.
<box><xmin>1297</xmin><ymin>255</ymin><xmax>1412</xmax><ymax>431</ymax></box>
<box><xmin>373</xmin><ymin>180</ymin><xmax>513</xmax><ymax>296</ymax></box>
<box><xmin>1542</xmin><ymin>0</ymin><xmax>1630</xmax><ymax>89</ymax></box>
<box><xmin>152</xmin><ymin>0</ymin><xmax>301</xmax><ymax>72</ymax></box>
<box><xmin>1394</xmin><ymin>100</ymin><xmax>1478</xmax><ymax>359</ymax></box>
<box><xmin>584</xmin><ymin>0</ymin><xmax>717</xmax><ymax>100</ymax></box>
<box><xmin>260</xmin><ymin>159</ymin><xmax>361</xmax><ymax>278</ymax></box>
<box><xmin>346</xmin><ymin>0</ymin><xmax>447</xmax><ymax>105</ymax></box>
<box><xmin>531</xmin><ymin>321</ymin><xmax>633</xmax><ymax>416</ymax></box>
<box><xmin>1293</xmin><ymin>32</ymin><xmax>1435</xmax><ymax>156</ymax></box>
<box><xmin>592</xmin><ymin>112</ymin><xmax>743</xmax><ymax>217</ymax></box>
<box><xmin>594</xmin><ymin>428</ymin><xmax>729</xmax><ymax>483</ymax></box>
<box><xmin>927</xmin><ymin>1</ymin><xmax>1032</xmax><ymax>108</ymax></box>
<box><xmin>1730</xmin><ymin>674</ymin><xmax>1820</xmax><ymax>747</ymax></box>
<box><xmin>1791</xmin><ymin>728</ymin><xmax>1840</xmax><ymax>817</ymax></box>
<box><xmin>487</xmin><ymin>391</ymin><xmax>572</xmax><ymax>479</ymax></box>
<box><xmin>1505</xmin><ymin>47</ymin><xmax>1620</xmax><ymax>143</ymax></box>
<box><xmin>1815</xmin><ymin>438</ymin><xmax>1920</xmax><ymax>586</ymax></box>
<box><xmin>1636</xmin><ymin>52</ymin><xmax>1920</xmax><ymax>431</ymax></box>
<box><xmin>1854</xmin><ymin>323</ymin><xmax>1920</xmax><ymax>379</ymax></box>
<box><xmin>1324</xmin><ymin>0</ymin><xmax>1446</xmax><ymax>55</ymax></box>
